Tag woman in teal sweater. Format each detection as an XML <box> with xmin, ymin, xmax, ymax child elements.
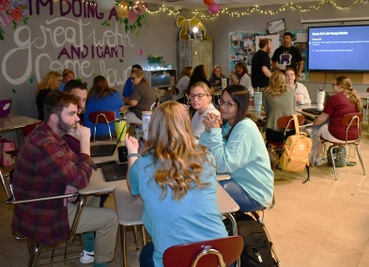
<box><xmin>199</xmin><ymin>85</ymin><xmax>274</xmax><ymax>211</ymax></box>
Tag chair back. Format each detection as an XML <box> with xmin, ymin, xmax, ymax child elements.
<box><xmin>88</xmin><ymin>111</ymin><xmax>116</xmax><ymax>141</ymax></box>
<box><xmin>277</xmin><ymin>114</ymin><xmax>305</xmax><ymax>130</ymax></box>
<box><xmin>162</xmin><ymin>236</ymin><xmax>243</xmax><ymax>267</ymax></box>
<box><xmin>341</xmin><ymin>113</ymin><xmax>363</xmax><ymax>143</ymax></box>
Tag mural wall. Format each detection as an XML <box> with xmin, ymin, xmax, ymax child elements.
<box><xmin>0</xmin><ymin>0</ymin><xmax>177</xmax><ymax>117</ymax></box>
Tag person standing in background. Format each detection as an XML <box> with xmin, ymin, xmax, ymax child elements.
<box><xmin>272</xmin><ymin>32</ymin><xmax>303</xmax><ymax>77</ymax></box>
<box><xmin>57</xmin><ymin>69</ymin><xmax>75</xmax><ymax>91</ymax></box>
<box><xmin>230</xmin><ymin>62</ymin><xmax>254</xmax><ymax>97</ymax></box>
<box><xmin>251</xmin><ymin>38</ymin><xmax>272</xmax><ymax>92</ymax></box>
<box><xmin>122</xmin><ymin>64</ymin><xmax>143</xmax><ymax>102</ymax></box>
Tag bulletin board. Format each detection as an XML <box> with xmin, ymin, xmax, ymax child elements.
<box><xmin>229</xmin><ymin>30</ymin><xmax>308</xmax><ymax>81</ymax></box>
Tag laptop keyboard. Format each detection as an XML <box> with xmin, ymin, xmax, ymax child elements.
<box><xmin>302</xmin><ymin>108</ymin><xmax>322</xmax><ymax>116</ymax></box>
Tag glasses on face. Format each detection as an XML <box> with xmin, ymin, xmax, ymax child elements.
<box><xmin>189</xmin><ymin>93</ymin><xmax>208</xmax><ymax>100</ymax></box>
<box><xmin>218</xmin><ymin>99</ymin><xmax>237</xmax><ymax>109</ymax></box>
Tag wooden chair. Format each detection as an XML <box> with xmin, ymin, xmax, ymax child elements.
<box><xmin>266</xmin><ymin>114</ymin><xmax>311</xmax><ymax>183</ymax></box>
<box><xmin>88</xmin><ymin>111</ymin><xmax>116</xmax><ymax>141</ymax></box>
<box><xmin>0</xmin><ymin>170</ymin><xmax>85</xmax><ymax>267</ymax></box>
<box><xmin>321</xmin><ymin>113</ymin><xmax>365</xmax><ymax>180</ymax></box>
<box><xmin>162</xmin><ymin>236</ymin><xmax>243</xmax><ymax>267</ymax></box>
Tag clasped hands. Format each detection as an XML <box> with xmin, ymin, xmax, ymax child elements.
<box><xmin>203</xmin><ymin>113</ymin><xmax>222</xmax><ymax>132</ymax></box>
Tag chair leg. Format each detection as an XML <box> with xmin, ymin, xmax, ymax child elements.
<box><xmin>328</xmin><ymin>146</ymin><xmax>338</xmax><ymax>180</ymax></box>
<box><xmin>356</xmin><ymin>146</ymin><xmax>366</xmax><ymax>176</ymax></box>
<box><xmin>120</xmin><ymin>225</ymin><xmax>127</xmax><ymax>267</ymax></box>
<box><xmin>27</xmin><ymin>242</ymin><xmax>41</xmax><ymax>267</ymax></box>
<box><xmin>302</xmin><ymin>165</ymin><xmax>310</xmax><ymax>184</ymax></box>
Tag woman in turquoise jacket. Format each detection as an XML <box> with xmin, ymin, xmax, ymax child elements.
<box><xmin>199</xmin><ymin>85</ymin><xmax>274</xmax><ymax>211</ymax></box>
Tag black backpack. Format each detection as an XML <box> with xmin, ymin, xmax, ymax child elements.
<box><xmin>224</xmin><ymin>213</ymin><xmax>276</xmax><ymax>267</ymax></box>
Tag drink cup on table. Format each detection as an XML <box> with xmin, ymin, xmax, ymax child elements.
<box><xmin>254</xmin><ymin>92</ymin><xmax>262</xmax><ymax>112</ymax></box>
<box><xmin>142</xmin><ymin>111</ymin><xmax>152</xmax><ymax>141</ymax></box>
<box><xmin>115</xmin><ymin>119</ymin><xmax>127</xmax><ymax>142</ymax></box>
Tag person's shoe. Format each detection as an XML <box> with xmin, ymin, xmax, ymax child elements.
<box><xmin>314</xmin><ymin>158</ymin><xmax>323</xmax><ymax>167</ymax></box>
<box><xmin>80</xmin><ymin>250</ymin><xmax>94</xmax><ymax>264</ymax></box>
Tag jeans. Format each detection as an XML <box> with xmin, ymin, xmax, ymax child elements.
<box><xmin>139</xmin><ymin>242</ymin><xmax>154</xmax><ymax>267</ymax></box>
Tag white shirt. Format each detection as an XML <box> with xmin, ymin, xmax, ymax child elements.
<box><xmin>238</xmin><ymin>74</ymin><xmax>254</xmax><ymax>97</ymax></box>
<box><xmin>191</xmin><ymin>103</ymin><xmax>220</xmax><ymax>138</ymax></box>
<box><xmin>292</xmin><ymin>82</ymin><xmax>311</xmax><ymax>105</ymax></box>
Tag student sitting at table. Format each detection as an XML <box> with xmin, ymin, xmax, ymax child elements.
<box><xmin>189</xmin><ymin>81</ymin><xmax>220</xmax><ymax>139</ymax></box>
<box><xmin>209</xmin><ymin>65</ymin><xmax>225</xmax><ymax>87</ymax></box>
<box><xmin>173</xmin><ymin>66</ymin><xmax>192</xmax><ymax>103</ymax></box>
<box><xmin>125</xmin><ymin>69</ymin><xmax>157</xmax><ymax>125</ymax></box>
<box><xmin>57</xmin><ymin>69</ymin><xmax>75</xmax><ymax>91</ymax></box>
<box><xmin>12</xmin><ymin>91</ymin><xmax>118</xmax><ymax>267</ymax></box>
<box><xmin>125</xmin><ymin>101</ymin><xmax>228</xmax><ymax>267</ymax></box>
<box><xmin>122</xmin><ymin>64</ymin><xmax>143</xmax><ymax>102</ymax></box>
<box><xmin>199</xmin><ymin>85</ymin><xmax>274</xmax><ymax>212</ymax></box>
<box><xmin>36</xmin><ymin>71</ymin><xmax>62</xmax><ymax>120</ymax></box>
<box><xmin>285</xmin><ymin>67</ymin><xmax>311</xmax><ymax>105</ymax></box>
<box><xmin>263</xmin><ymin>70</ymin><xmax>296</xmax><ymax>143</ymax></box>
<box><xmin>84</xmin><ymin>75</ymin><xmax>124</xmax><ymax>139</ymax></box>
<box><xmin>187</xmin><ymin>64</ymin><xmax>215</xmax><ymax>95</ymax></box>
<box><xmin>307</xmin><ymin>76</ymin><xmax>363</xmax><ymax>166</ymax></box>
<box><xmin>229</xmin><ymin>62</ymin><xmax>254</xmax><ymax>97</ymax></box>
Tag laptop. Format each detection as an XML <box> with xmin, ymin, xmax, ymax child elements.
<box><xmin>301</xmin><ymin>108</ymin><xmax>322</xmax><ymax>116</ymax></box>
<box><xmin>90</xmin><ymin>122</ymin><xmax>126</xmax><ymax>157</ymax></box>
<box><xmin>101</xmin><ymin>162</ymin><xmax>128</xmax><ymax>182</ymax></box>
<box><xmin>0</xmin><ymin>99</ymin><xmax>12</xmax><ymax>117</ymax></box>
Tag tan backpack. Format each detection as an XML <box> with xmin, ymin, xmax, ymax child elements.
<box><xmin>280</xmin><ymin>114</ymin><xmax>312</xmax><ymax>172</ymax></box>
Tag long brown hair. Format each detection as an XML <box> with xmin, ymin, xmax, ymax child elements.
<box><xmin>265</xmin><ymin>71</ymin><xmax>289</xmax><ymax>97</ymax></box>
<box><xmin>141</xmin><ymin>101</ymin><xmax>212</xmax><ymax>200</ymax></box>
<box><xmin>177</xmin><ymin>66</ymin><xmax>192</xmax><ymax>81</ymax></box>
<box><xmin>88</xmin><ymin>75</ymin><xmax>117</xmax><ymax>100</ymax></box>
<box><xmin>336</xmin><ymin>76</ymin><xmax>363</xmax><ymax>111</ymax></box>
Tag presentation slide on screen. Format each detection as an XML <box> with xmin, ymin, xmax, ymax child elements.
<box><xmin>308</xmin><ymin>26</ymin><xmax>369</xmax><ymax>71</ymax></box>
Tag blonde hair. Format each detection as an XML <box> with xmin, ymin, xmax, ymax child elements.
<box><xmin>265</xmin><ymin>71</ymin><xmax>289</xmax><ymax>97</ymax></box>
<box><xmin>141</xmin><ymin>101</ymin><xmax>212</xmax><ymax>201</ymax></box>
<box><xmin>88</xmin><ymin>75</ymin><xmax>117</xmax><ymax>100</ymax></box>
<box><xmin>35</xmin><ymin>71</ymin><xmax>62</xmax><ymax>95</ymax></box>
<box><xmin>336</xmin><ymin>76</ymin><xmax>363</xmax><ymax>111</ymax></box>
<box><xmin>189</xmin><ymin>82</ymin><xmax>212</xmax><ymax>104</ymax></box>
<box><xmin>61</xmin><ymin>69</ymin><xmax>75</xmax><ymax>82</ymax></box>
<box><xmin>131</xmin><ymin>69</ymin><xmax>149</xmax><ymax>85</ymax></box>
<box><xmin>211</xmin><ymin>65</ymin><xmax>223</xmax><ymax>75</ymax></box>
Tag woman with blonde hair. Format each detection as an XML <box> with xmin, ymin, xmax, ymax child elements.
<box><xmin>189</xmin><ymin>81</ymin><xmax>220</xmax><ymax>138</ymax></box>
<box><xmin>83</xmin><ymin>75</ymin><xmax>124</xmax><ymax>138</ymax></box>
<box><xmin>308</xmin><ymin>76</ymin><xmax>363</xmax><ymax>166</ymax></box>
<box><xmin>125</xmin><ymin>101</ymin><xmax>227</xmax><ymax>267</ymax></box>
<box><xmin>35</xmin><ymin>71</ymin><xmax>62</xmax><ymax>120</ymax></box>
<box><xmin>263</xmin><ymin>70</ymin><xmax>295</xmax><ymax>142</ymax></box>
<box><xmin>125</xmin><ymin>69</ymin><xmax>157</xmax><ymax>124</ymax></box>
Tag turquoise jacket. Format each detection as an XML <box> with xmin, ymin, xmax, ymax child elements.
<box><xmin>199</xmin><ymin>118</ymin><xmax>274</xmax><ymax>207</ymax></box>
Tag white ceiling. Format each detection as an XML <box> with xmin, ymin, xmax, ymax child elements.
<box><xmin>144</xmin><ymin>0</ymin><xmax>319</xmax><ymax>10</ymax></box>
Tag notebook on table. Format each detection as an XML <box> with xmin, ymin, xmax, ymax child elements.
<box><xmin>90</xmin><ymin>121</ymin><xmax>126</xmax><ymax>157</ymax></box>
<box><xmin>0</xmin><ymin>99</ymin><xmax>12</xmax><ymax>117</ymax></box>
<box><xmin>301</xmin><ymin>108</ymin><xmax>322</xmax><ymax>116</ymax></box>
<box><xmin>99</xmin><ymin>161</ymin><xmax>128</xmax><ymax>182</ymax></box>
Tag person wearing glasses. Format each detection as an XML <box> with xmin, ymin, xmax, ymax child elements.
<box><xmin>189</xmin><ymin>82</ymin><xmax>220</xmax><ymax>139</ymax></box>
<box><xmin>199</xmin><ymin>85</ymin><xmax>274</xmax><ymax>212</ymax></box>
<box><xmin>125</xmin><ymin>69</ymin><xmax>157</xmax><ymax>125</ymax></box>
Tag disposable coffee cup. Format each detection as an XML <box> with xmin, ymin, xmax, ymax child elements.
<box><xmin>142</xmin><ymin>111</ymin><xmax>152</xmax><ymax>140</ymax></box>
<box><xmin>254</xmin><ymin>92</ymin><xmax>262</xmax><ymax>112</ymax></box>
<box><xmin>115</xmin><ymin>120</ymin><xmax>127</xmax><ymax>142</ymax></box>
<box><xmin>316</xmin><ymin>90</ymin><xmax>325</xmax><ymax>111</ymax></box>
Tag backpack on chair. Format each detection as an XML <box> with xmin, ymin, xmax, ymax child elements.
<box><xmin>280</xmin><ymin>114</ymin><xmax>312</xmax><ymax>172</ymax></box>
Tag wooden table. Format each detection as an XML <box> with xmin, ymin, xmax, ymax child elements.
<box><xmin>0</xmin><ymin>116</ymin><xmax>40</xmax><ymax>146</ymax></box>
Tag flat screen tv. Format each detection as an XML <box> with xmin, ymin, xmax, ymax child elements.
<box><xmin>308</xmin><ymin>25</ymin><xmax>369</xmax><ymax>72</ymax></box>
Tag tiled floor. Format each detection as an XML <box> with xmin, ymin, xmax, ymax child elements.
<box><xmin>1</xmin><ymin>123</ymin><xmax>369</xmax><ymax>267</ymax></box>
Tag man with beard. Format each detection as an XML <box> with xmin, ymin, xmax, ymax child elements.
<box><xmin>251</xmin><ymin>38</ymin><xmax>272</xmax><ymax>91</ymax></box>
<box><xmin>11</xmin><ymin>91</ymin><xmax>118</xmax><ymax>267</ymax></box>
<box><xmin>272</xmin><ymin>32</ymin><xmax>303</xmax><ymax>77</ymax></box>
<box><xmin>63</xmin><ymin>79</ymin><xmax>88</xmax><ymax>119</ymax></box>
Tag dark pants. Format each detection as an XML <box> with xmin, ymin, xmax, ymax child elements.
<box><xmin>140</xmin><ymin>242</ymin><xmax>154</xmax><ymax>267</ymax></box>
